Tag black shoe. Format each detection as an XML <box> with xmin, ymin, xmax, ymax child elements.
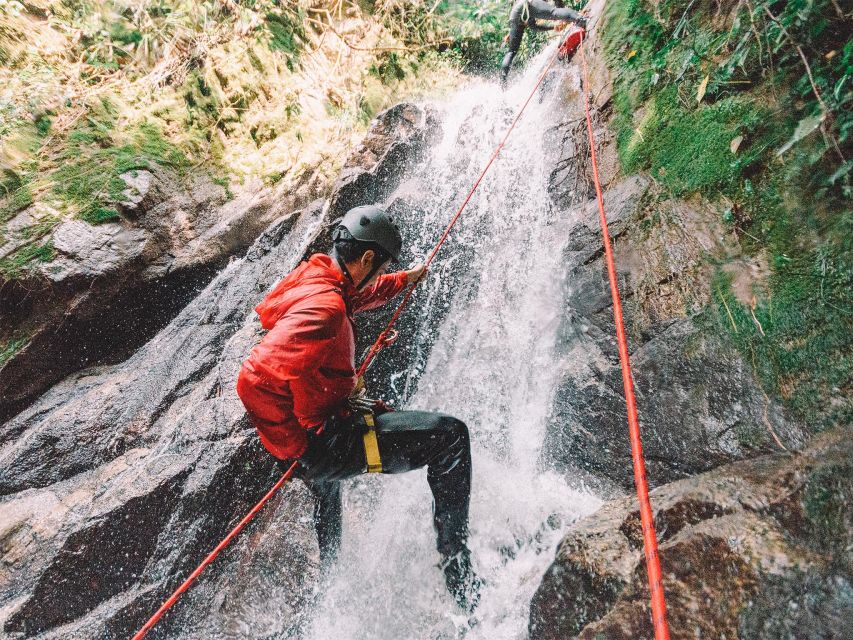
<box><xmin>440</xmin><ymin>548</ymin><xmax>482</xmax><ymax>613</ymax></box>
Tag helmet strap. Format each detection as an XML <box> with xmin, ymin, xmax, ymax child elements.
<box><xmin>332</xmin><ymin>245</ymin><xmax>387</xmax><ymax>291</ymax></box>
<box><xmin>356</xmin><ymin>263</ymin><xmax>382</xmax><ymax>291</ymax></box>
<box><xmin>331</xmin><ymin>248</ymin><xmax>356</xmax><ymax>286</ymax></box>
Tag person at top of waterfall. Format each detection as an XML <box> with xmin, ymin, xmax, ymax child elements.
<box><xmin>500</xmin><ymin>0</ymin><xmax>588</xmax><ymax>87</ymax></box>
<box><xmin>236</xmin><ymin>205</ymin><xmax>480</xmax><ymax>612</ymax></box>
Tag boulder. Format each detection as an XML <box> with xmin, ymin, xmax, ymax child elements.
<box><xmin>118</xmin><ymin>169</ymin><xmax>161</xmax><ymax>216</ymax></box>
<box><xmin>530</xmin><ymin>429</ymin><xmax>853</xmax><ymax>639</ymax></box>
<box><xmin>50</xmin><ymin>219</ymin><xmax>148</xmax><ymax>279</ymax></box>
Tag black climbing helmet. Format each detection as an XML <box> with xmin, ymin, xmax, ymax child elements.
<box><xmin>334</xmin><ymin>205</ymin><xmax>403</xmax><ymax>262</ymax></box>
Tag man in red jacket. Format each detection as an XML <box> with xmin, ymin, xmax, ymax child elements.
<box><xmin>237</xmin><ymin>205</ymin><xmax>479</xmax><ymax>611</ymax></box>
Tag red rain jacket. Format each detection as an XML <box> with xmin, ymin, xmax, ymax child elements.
<box><xmin>237</xmin><ymin>253</ymin><xmax>408</xmax><ymax>460</ymax></box>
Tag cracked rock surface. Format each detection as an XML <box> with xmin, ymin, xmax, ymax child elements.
<box><xmin>0</xmin><ymin>103</ymin><xmax>437</xmax><ymax>639</ymax></box>
<box><xmin>530</xmin><ymin>430</ymin><xmax>852</xmax><ymax>640</ymax></box>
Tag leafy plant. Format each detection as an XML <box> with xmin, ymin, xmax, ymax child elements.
<box><xmin>603</xmin><ymin>0</ymin><xmax>852</xmax><ymax>430</ymax></box>
<box><xmin>50</xmin><ymin>105</ymin><xmax>188</xmax><ymax>224</ymax></box>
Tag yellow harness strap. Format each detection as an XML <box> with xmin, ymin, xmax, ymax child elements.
<box><xmin>362</xmin><ymin>412</ymin><xmax>382</xmax><ymax>473</ymax></box>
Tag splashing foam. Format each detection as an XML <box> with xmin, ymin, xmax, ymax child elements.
<box><xmin>301</xmin><ymin>43</ymin><xmax>602</xmax><ymax>640</ymax></box>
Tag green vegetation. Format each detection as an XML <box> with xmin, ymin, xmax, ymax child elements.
<box><xmin>0</xmin><ymin>1</ymin><xmax>465</xmax><ymax>282</ymax></box>
<box><xmin>617</xmin><ymin>86</ymin><xmax>777</xmax><ymax>195</ymax></box>
<box><xmin>0</xmin><ymin>335</ymin><xmax>28</xmax><ymax>367</ymax></box>
<box><xmin>602</xmin><ymin>0</ymin><xmax>852</xmax><ymax>430</ymax></box>
<box><xmin>52</xmin><ymin>105</ymin><xmax>188</xmax><ymax>224</ymax></box>
<box><xmin>803</xmin><ymin>462</ymin><xmax>853</xmax><ymax>554</ymax></box>
<box><xmin>0</xmin><ymin>241</ymin><xmax>55</xmax><ymax>279</ymax></box>
<box><xmin>264</xmin><ymin>8</ymin><xmax>306</xmax><ymax>67</ymax></box>
<box><xmin>432</xmin><ymin>0</ymin><xmax>508</xmax><ymax>73</ymax></box>
<box><xmin>0</xmin><ymin>169</ymin><xmax>34</xmax><ymax>224</ymax></box>
<box><xmin>0</xmin><ymin>0</ymin><xmax>309</xmax><ymax>256</ymax></box>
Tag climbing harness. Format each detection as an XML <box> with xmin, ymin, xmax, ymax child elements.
<box><xmin>577</xmin><ymin>32</ymin><xmax>671</xmax><ymax>640</ymax></box>
<box><xmin>361</xmin><ymin>411</ymin><xmax>383</xmax><ymax>473</ymax></box>
<box><xmin>132</xmin><ymin>26</ymin><xmax>671</xmax><ymax>639</ymax></box>
<box><xmin>348</xmin><ymin>379</ymin><xmax>384</xmax><ymax>473</ymax></box>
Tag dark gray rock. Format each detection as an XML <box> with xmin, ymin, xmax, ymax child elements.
<box><xmin>0</xmin><ymin>103</ymin><xmax>438</xmax><ymax>639</ymax></box>
<box><xmin>0</xmin><ymin>204</ymin><xmax>322</xmax><ymax>639</ymax></box>
<box><xmin>546</xmin><ymin>315</ymin><xmax>807</xmax><ymax>488</ymax></box>
<box><xmin>530</xmin><ymin>429</ymin><xmax>853</xmax><ymax>640</ymax></box>
<box><xmin>542</xmin><ymin>176</ymin><xmax>805</xmax><ymax>489</ymax></box>
<box><xmin>0</xmin><ymin>103</ymin><xmax>437</xmax><ymax>423</ymax></box>
<box><xmin>327</xmin><ymin>103</ymin><xmax>439</xmax><ymax>219</ymax></box>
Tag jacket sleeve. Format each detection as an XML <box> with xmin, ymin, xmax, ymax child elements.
<box><xmin>351</xmin><ymin>271</ymin><xmax>410</xmax><ymax>313</ymax></box>
<box><xmin>261</xmin><ymin>299</ymin><xmax>356</xmax><ymax>428</ymax></box>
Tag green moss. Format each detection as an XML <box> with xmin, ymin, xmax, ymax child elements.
<box><xmin>0</xmin><ymin>241</ymin><xmax>55</xmax><ymax>279</ymax></box>
<box><xmin>735</xmin><ymin>422</ymin><xmax>765</xmax><ymax>450</ymax></box>
<box><xmin>19</xmin><ymin>216</ymin><xmax>59</xmax><ymax>240</ymax></box>
<box><xmin>0</xmin><ymin>178</ymin><xmax>34</xmax><ymax>224</ymax></box>
<box><xmin>211</xmin><ymin>176</ymin><xmax>234</xmax><ymax>201</ymax></box>
<box><xmin>620</xmin><ymin>87</ymin><xmax>778</xmax><ymax>196</ymax></box>
<box><xmin>803</xmin><ymin>464</ymin><xmax>853</xmax><ymax>553</ymax></box>
<box><xmin>80</xmin><ymin>205</ymin><xmax>121</xmax><ymax>225</ymax></box>
<box><xmin>263</xmin><ymin>9</ymin><xmax>305</xmax><ymax>70</ymax></box>
<box><xmin>0</xmin><ymin>336</ymin><xmax>28</xmax><ymax>367</ymax></box>
<box><xmin>709</xmin><ymin>149</ymin><xmax>853</xmax><ymax>429</ymax></box>
<box><xmin>604</xmin><ymin>0</ymin><xmax>852</xmax><ymax>430</ymax></box>
<box><xmin>51</xmin><ymin>111</ymin><xmax>187</xmax><ymax>225</ymax></box>
<box><xmin>711</xmin><ymin>245</ymin><xmax>852</xmax><ymax>430</ymax></box>
<box><xmin>605</xmin><ymin>0</ymin><xmax>851</xmax><ymax>189</ymax></box>
<box><xmin>1</xmin><ymin>122</ymin><xmax>46</xmax><ymax>222</ymax></box>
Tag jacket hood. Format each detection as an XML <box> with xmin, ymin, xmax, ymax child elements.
<box><xmin>255</xmin><ymin>254</ymin><xmax>352</xmax><ymax>330</ymax></box>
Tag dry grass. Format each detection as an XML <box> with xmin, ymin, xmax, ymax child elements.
<box><xmin>0</xmin><ymin>1</ymin><xmax>462</xmax><ymax>272</ymax></box>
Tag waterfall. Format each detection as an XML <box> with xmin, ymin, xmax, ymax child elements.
<box><xmin>295</xmin><ymin>44</ymin><xmax>601</xmax><ymax>640</ymax></box>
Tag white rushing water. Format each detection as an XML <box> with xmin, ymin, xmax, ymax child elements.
<box><xmin>301</xmin><ymin>44</ymin><xmax>602</xmax><ymax>640</ymax></box>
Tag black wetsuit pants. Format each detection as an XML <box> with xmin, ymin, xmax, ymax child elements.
<box><xmin>289</xmin><ymin>410</ymin><xmax>472</xmax><ymax>568</ymax></box>
<box><xmin>500</xmin><ymin>0</ymin><xmax>584</xmax><ymax>83</ymax></box>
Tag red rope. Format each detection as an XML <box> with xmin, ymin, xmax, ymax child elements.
<box><xmin>358</xmin><ymin>50</ymin><xmax>562</xmax><ymax>377</ymax></box>
<box><xmin>130</xmin><ymin>461</ymin><xmax>298</xmax><ymax>640</ymax></box>
<box><xmin>131</xmin><ymin>49</ymin><xmax>561</xmax><ymax>640</ymax></box>
<box><xmin>578</xmin><ymin>34</ymin><xmax>671</xmax><ymax>639</ymax></box>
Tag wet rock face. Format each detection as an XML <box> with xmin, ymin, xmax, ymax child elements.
<box><xmin>327</xmin><ymin>103</ymin><xmax>439</xmax><ymax>220</ymax></box>
<box><xmin>0</xmin><ymin>209</ymin><xmax>321</xmax><ymax>639</ymax></box>
<box><xmin>537</xmin><ymin>11</ymin><xmax>806</xmax><ymax>490</ymax></box>
<box><xmin>0</xmin><ymin>102</ymin><xmax>438</xmax><ymax>423</ymax></box>
<box><xmin>0</xmin><ymin>103</ymin><xmax>436</xmax><ymax>639</ymax></box>
<box><xmin>0</xmin><ymin>172</ymin><xmax>238</xmax><ymax>423</ymax></box>
<box><xmin>529</xmin><ymin>38</ymin><xmax>828</xmax><ymax>634</ymax></box>
<box><xmin>529</xmin><ymin>431</ymin><xmax>853</xmax><ymax>639</ymax></box>
<box><xmin>542</xmin><ymin>172</ymin><xmax>806</xmax><ymax>490</ymax></box>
